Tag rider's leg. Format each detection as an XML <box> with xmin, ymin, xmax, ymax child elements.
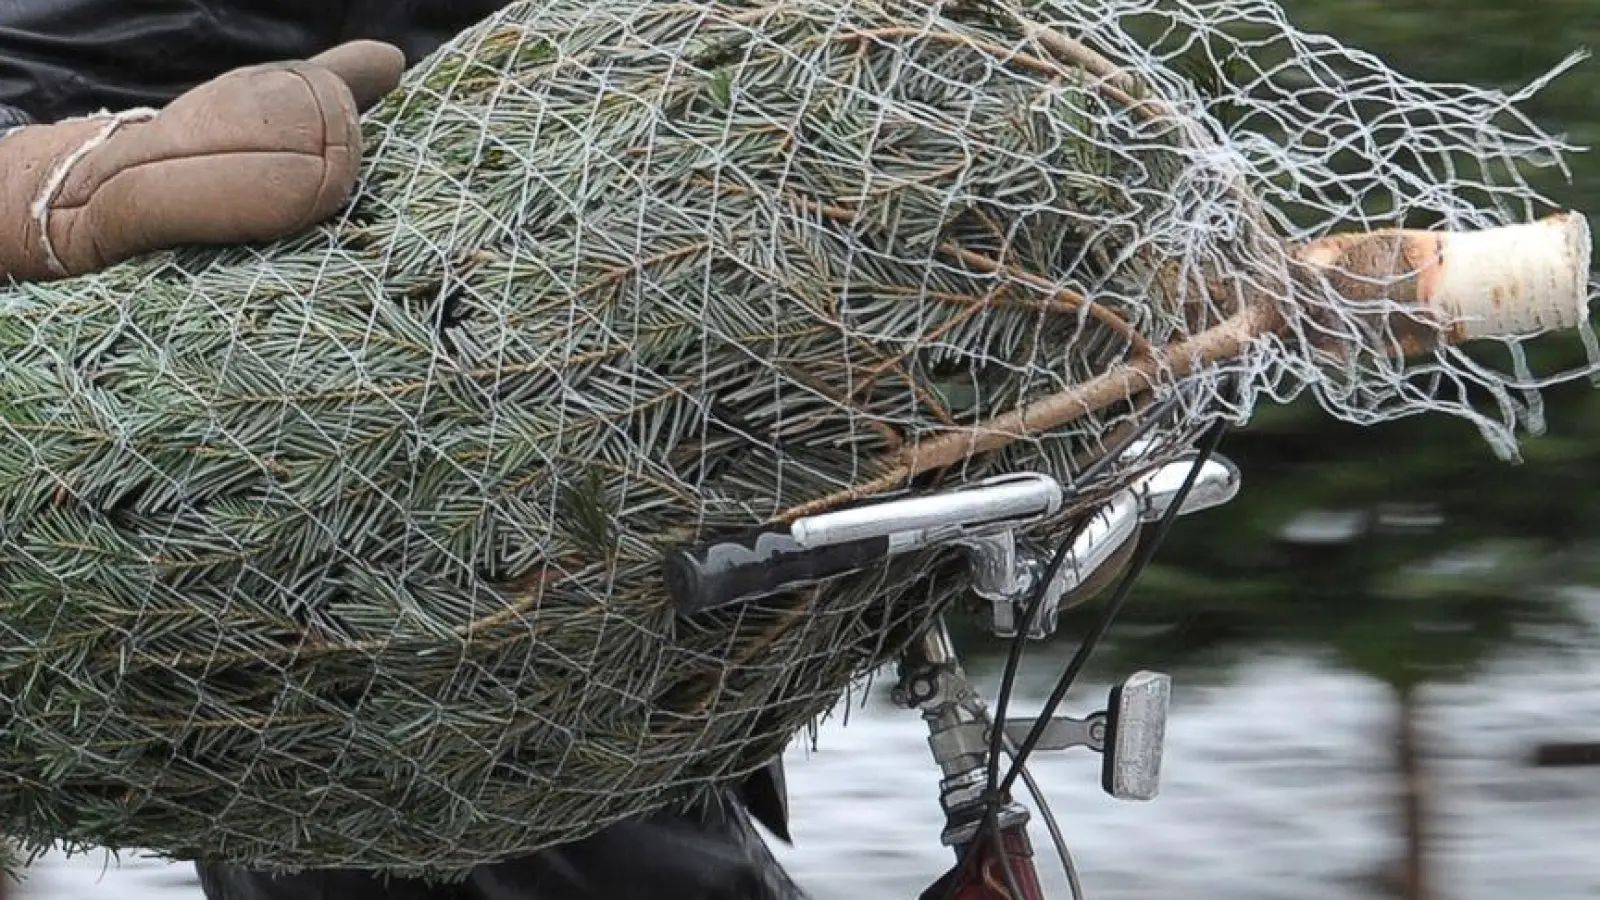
<box><xmin>192</xmin><ymin>788</ymin><xmax>804</xmax><ymax>900</ymax></box>
<box><xmin>195</xmin><ymin>864</ymin><xmax>466</xmax><ymax>900</ymax></box>
<box><xmin>461</xmin><ymin>791</ymin><xmax>807</xmax><ymax>900</ymax></box>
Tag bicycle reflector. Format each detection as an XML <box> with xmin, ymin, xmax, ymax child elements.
<box><xmin>1102</xmin><ymin>671</ymin><xmax>1171</xmax><ymax>802</ymax></box>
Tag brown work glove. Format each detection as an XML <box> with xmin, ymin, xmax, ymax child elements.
<box><xmin>0</xmin><ymin>40</ymin><xmax>406</xmax><ymax>284</ymax></box>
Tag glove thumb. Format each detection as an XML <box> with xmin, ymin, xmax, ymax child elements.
<box><xmin>307</xmin><ymin>40</ymin><xmax>407</xmax><ymax>114</ymax></box>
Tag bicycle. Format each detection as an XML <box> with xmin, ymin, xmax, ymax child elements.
<box><xmin>663</xmin><ymin>411</ymin><xmax>1241</xmax><ymax>900</ymax></box>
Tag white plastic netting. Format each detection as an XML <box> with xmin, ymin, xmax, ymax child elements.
<box><xmin>0</xmin><ymin>0</ymin><xmax>1591</xmax><ymax>877</ymax></box>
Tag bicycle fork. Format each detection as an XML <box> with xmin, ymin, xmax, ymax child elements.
<box><xmin>897</xmin><ymin>621</ymin><xmax>1047</xmax><ymax>900</ymax></box>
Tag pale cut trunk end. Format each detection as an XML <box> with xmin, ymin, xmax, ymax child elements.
<box><xmin>1422</xmin><ymin>211</ymin><xmax>1592</xmax><ymax>340</ymax></box>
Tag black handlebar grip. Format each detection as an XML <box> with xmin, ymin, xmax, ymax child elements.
<box><xmin>664</xmin><ymin>525</ymin><xmax>891</xmax><ymax>615</ymax></box>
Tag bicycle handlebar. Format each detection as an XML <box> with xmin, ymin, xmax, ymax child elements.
<box><xmin>664</xmin><ymin>452</ymin><xmax>1239</xmax><ymax>627</ymax></box>
<box><xmin>664</xmin><ymin>473</ymin><xmax>1064</xmax><ymax>615</ymax></box>
<box><xmin>663</xmin><ymin>526</ymin><xmax>891</xmax><ymax>615</ymax></box>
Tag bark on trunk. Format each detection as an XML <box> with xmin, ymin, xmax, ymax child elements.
<box><xmin>1396</xmin><ymin>683</ymin><xmax>1430</xmax><ymax>900</ymax></box>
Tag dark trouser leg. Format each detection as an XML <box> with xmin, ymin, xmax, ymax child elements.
<box><xmin>195</xmin><ymin>865</ymin><xmax>464</xmax><ymax>900</ymax></box>
<box><xmin>196</xmin><ymin>791</ymin><xmax>806</xmax><ymax>900</ymax></box>
<box><xmin>462</xmin><ymin>794</ymin><xmax>807</xmax><ymax>900</ymax></box>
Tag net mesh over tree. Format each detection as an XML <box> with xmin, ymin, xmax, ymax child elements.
<box><xmin>0</xmin><ymin>0</ymin><xmax>1593</xmax><ymax>878</ymax></box>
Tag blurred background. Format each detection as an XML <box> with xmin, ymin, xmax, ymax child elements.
<box><xmin>12</xmin><ymin>1</ymin><xmax>1600</xmax><ymax>898</ymax></box>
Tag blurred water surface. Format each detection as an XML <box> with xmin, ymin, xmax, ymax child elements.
<box><xmin>15</xmin><ymin>641</ymin><xmax>1600</xmax><ymax>900</ymax></box>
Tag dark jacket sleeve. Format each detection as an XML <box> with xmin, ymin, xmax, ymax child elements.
<box><xmin>0</xmin><ymin>0</ymin><xmax>510</xmax><ymax>123</ymax></box>
<box><xmin>0</xmin><ymin>102</ymin><xmax>30</xmax><ymax>131</ymax></box>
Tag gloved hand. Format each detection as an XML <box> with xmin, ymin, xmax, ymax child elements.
<box><xmin>0</xmin><ymin>39</ymin><xmax>405</xmax><ymax>284</ymax></box>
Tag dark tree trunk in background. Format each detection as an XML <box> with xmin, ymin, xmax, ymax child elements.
<box><xmin>1395</xmin><ymin>684</ymin><xmax>1430</xmax><ymax>900</ymax></box>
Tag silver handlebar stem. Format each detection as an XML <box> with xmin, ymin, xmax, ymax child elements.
<box><xmin>886</xmin><ymin>449</ymin><xmax>1242</xmax><ymax>865</ymax></box>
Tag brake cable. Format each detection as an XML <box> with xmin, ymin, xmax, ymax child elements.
<box><xmin>960</xmin><ymin>410</ymin><xmax>1229</xmax><ymax>898</ymax></box>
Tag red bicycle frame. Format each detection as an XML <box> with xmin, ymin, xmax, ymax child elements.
<box><xmin>922</xmin><ymin>825</ymin><xmax>1048</xmax><ymax>900</ymax></box>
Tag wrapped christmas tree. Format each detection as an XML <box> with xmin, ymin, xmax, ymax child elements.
<box><xmin>0</xmin><ymin>0</ymin><xmax>1591</xmax><ymax>877</ymax></box>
